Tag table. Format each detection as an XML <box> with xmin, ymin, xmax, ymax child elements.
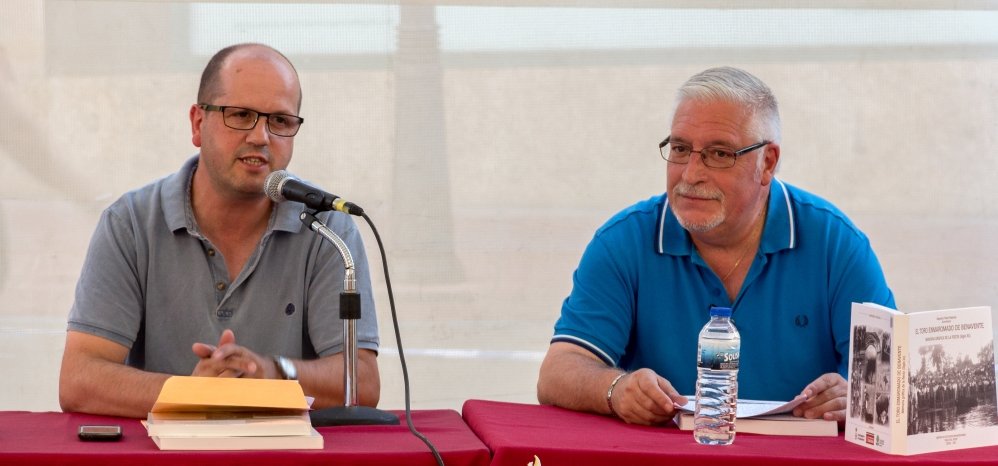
<box><xmin>462</xmin><ymin>399</ymin><xmax>998</xmax><ymax>466</ymax></box>
<box><xmin>0</xmin><ymin>409</ymin><xmax>490</xmax><ymax>466</ymax></box>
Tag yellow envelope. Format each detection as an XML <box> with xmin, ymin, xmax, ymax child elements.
<box><xmin>151</xmin><ymin>376</ymin><xmax>309</xmax><ymax>413</ymax></box>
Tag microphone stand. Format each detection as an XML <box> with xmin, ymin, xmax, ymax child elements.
<box><xmin>299</xmin><ymin>210</ymin><xmax>400</xmax><ymax>426</ymax></box>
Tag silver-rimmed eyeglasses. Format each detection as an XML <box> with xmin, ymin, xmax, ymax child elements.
<box><xmin>659</xmin><ymin>136</ymin><xmax>769</xmax><ymax>169</ymax></box>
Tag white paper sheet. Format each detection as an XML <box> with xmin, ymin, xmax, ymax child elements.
<box><xmin>677</xmin><ymin>394</ymin><xmax>808</xmax><ymax>418</ymax></box>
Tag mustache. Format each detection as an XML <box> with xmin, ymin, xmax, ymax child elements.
<box><xmin>672</xmin><ymin>182</ymin><xmax>722</xmax><ymax>200</ymax></box>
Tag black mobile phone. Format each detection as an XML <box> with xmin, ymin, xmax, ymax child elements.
<box><xmin>78</xmin><ymin>424</ymin><xmax>123</xmax><ymax>441</ymax></box>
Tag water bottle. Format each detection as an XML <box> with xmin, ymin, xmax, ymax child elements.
<box><xmin>694</xmin><ymin>306</ymin><xmax>740</xmax><ymax>445</ymax></box>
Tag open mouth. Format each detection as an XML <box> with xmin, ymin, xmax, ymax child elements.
<box><xmin>238</xmin><ymin>156</ymin><xmax>268</xmax><ymax>167</ymax></box>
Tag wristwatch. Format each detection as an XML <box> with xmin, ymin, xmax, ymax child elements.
<box><xmin>273</xmin><ymin>356</ymin><xmax>298</xmax><ymax>380</ymax></box>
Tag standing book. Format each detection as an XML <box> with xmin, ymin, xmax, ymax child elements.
<box><xmin>846</xmin><ymin>302</ymin><xmax>998</xmax><ymax>455</ymax></box>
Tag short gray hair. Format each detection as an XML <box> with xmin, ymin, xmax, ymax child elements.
<box><xmin>676</xmin><ymin>67</ymin><xmax>781</xmax><ymax>143</ymax></box>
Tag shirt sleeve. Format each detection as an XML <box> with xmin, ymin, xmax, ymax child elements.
<box><xmin>66</xmin><ymin>204</ymin><xmax>145</xmax><ymax>349</ymax></box>
<box><xmin>552</xmin><ymin>225</ymin><xmax>639</xmax><ymax>367</ymax></box>
<box><xmin>828</xmin><ymin>228</ymin><xmax>896</xmax><ymax>377</ymax></box>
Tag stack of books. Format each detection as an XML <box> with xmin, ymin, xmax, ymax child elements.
<box><xmin>144</xmin><ymin>376</ymin><xmax>323</xmax><ymax>450</ymax></box>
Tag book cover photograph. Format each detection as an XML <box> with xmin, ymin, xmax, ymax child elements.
<box><xmin>846</xmin><ymin>303</ymin><xmax>998</xmax><ymax>455</ymax></box>
<box><xmin>848</xmin><ymin>309</ymin><xmax>893</xmax><ymax>428</ymax></box>
<box><xmin>906</xmin><ymin>312</ymin><xmax>997</xmax><ymax>437</ymax></box>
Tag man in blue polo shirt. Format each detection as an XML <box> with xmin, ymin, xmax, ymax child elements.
<box><xmin>537</xmin><ymin>67</ymin><xmax>894</xmax><ymax>426</ymax></box>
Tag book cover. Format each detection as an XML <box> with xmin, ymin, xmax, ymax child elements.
<box><xmin>150</xmin><ymin>427</ymin><xmax>323</xmax><ymax>451</ymax></box>
<box><xmin>846</xmin><ymin>303</ymin><xmax>998</xmax><ymax>455</ymax></box>
<box><xmin>146</xmin><ymin>411</ymin><xmax>313</xmax><ymax>438</ymax></box>
<box><xmin>674</xmin><ymin>412</ymin><xmax>837</xmax><ymax>437</ymax></box>
<box><xmin>151</xmin><ymin>376</ymin><xmax>310</xmax><ymax>413</ymax></box>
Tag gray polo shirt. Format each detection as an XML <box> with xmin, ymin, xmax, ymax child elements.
<box><xmin>67</xmin><ymin>155</ymin><xmax>378</xmax><ymax>375</ymax></box>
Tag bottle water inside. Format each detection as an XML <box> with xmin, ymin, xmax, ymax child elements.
<box><xmin>694</xmin><ymin>306</ymin><xmax>740</xmax><ymax>445</ymax></box>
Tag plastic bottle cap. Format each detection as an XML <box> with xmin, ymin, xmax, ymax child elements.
<box><xmin>709</xmin><ymin>306</ymin><xmax>732</xmax><ymax>317</ymax></box>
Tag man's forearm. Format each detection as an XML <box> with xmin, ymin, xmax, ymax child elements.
<box><xmin>59</xmin><ymin>354</ymin><xmax>170</xmax><ymax>418</ymax></box>
<box><xmin>295</xmin><ymin>350</ymin><xmax>381</xmax><ymax>409</ymax></box>
<box><xmin>537</xmin><ymin>344</ymin><xmax>619</xmax><ymax>415</ymax></box>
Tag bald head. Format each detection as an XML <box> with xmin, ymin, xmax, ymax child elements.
<box><xmin>197</xmin><ymin>43</ymin><xmax>302</xmax><ymax>111</ymax></box>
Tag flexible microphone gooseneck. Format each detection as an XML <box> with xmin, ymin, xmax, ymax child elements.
<box><xmin>265</xmin><ymin>171</ymin><xmax>444</xmax><ymax>466</ymax></box>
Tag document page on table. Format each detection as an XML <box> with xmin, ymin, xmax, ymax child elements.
<box><xmin>677</xmin><ymin>395</ymin><xmax>808</xmax><ymax>418</ymax></box>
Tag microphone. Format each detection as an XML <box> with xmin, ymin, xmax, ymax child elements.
<box><xmin>264</xmin><ymin>170</ymin><xmax>364</xmax><ymax>216</ymax></box>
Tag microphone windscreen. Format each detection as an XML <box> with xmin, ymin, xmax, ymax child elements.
<box><xmin>264</xmin><ymin>170</ymin><xmax>293</xmax><ymax>203</ymax></box>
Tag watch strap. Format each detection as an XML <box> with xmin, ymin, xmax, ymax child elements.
<box><xmin>273</xmin><ymin>355</ymin><xmax>298</xmax><ymax>380</ymax></box>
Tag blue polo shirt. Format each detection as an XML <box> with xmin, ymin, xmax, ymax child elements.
<box><xmin>552</xmin><ymin>180</ymin><xmax>895</xmax><ymax>401</ymax></box>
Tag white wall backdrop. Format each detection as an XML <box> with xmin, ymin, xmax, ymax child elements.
<box><xmin>1</xmin><ymin>0</ymin><xmax>996</xmax><ymax>411</ymax></box>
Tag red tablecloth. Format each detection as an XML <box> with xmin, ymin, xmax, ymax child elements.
<box><xmin>0</xmin><ymin>409</ymin><xmax>489</xmax><ymax>466</ymax></box>
<box><xmin>462</xmin><ymin>399</ymin><xmax>998</xmax><ymax>466</ymax></box>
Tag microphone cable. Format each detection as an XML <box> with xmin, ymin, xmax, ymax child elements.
<box><xmin>360</xmin><ymin>212</ymin><xmax>444</xmax><ymax>466</ymax></box>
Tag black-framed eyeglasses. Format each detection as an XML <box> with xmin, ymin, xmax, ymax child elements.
<box><xmin>658</xmin><ymin>136</ymin><xmax>769</xmax><ymax>169</ymax></box>
<box><xmin>198</xmin><ymin>104</ymin><xmax>304</xmax><ymax>137</ymax></box>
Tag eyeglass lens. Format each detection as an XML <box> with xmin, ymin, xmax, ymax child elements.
<box><xmin>222</xmin><ymin>107</ymin><xmax>301</xmax><ymax>136</ymax></box>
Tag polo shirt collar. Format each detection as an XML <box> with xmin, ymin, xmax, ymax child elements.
<box><xmin>656</xmin><ymin>178</ymin><xmax>796</xmax><ymax>256</ymax></box>
<box><xmin>162</xmin><ymin>154</ymin><xmax>304</xmax><ymax>235</ymax></box>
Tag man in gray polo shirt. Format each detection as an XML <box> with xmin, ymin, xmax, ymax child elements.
<box><xmin>59</xmin><ymin>43</ymin><xmax>381</xmax><ymax>418</ymax></box>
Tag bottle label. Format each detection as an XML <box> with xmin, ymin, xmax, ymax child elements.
<box><xmin>698</xmin><ymin>342</ymin><xmax>740</xmax><ymax>370</ymax></box>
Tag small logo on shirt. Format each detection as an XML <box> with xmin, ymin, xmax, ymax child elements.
<box><xmin>216</xmin><ymin>308</ymin><xmax>233</xmax><ymax>320</ymax></box>
<box><xmin>285</xmin><ymin>303</ymin><xmax>296</xmax><ymax>316</ymax></box>
<box><xmin>794</xmin><ymin>314</ymin><xmax>809</xmax><ymax>328</ymax></box>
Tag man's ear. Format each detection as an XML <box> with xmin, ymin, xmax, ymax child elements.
<box><xmin>759</xmin><ymin>142</ymin><xmax>780</xmax><ymax>185</ymax></box>
<box><xmin>189</xmin><ymin>104</ymin><xmax>203</xmax><ymax>148</ymax></box>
